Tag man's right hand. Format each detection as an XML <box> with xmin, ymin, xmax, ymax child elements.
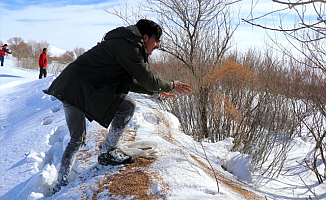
<box><xmin>172</xmin><ymin>80</ymin><xmax>192</xmax><ymax>95</ymax></box>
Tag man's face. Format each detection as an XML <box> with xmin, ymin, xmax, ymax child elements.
<box><xmin>143</xmin><ymin>34</ymin><xmax>160</xmax><ymax>55</ymax></box>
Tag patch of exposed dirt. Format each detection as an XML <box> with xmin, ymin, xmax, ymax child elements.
<box><xmin>83</xmin><ymin>127</ymin><xmax>168</xmax><ymax>200</ymax></box>
<box><xmin>92</xmin><ymin>157</ymin><xmax>166</xmax><ymax>200</ymax></box>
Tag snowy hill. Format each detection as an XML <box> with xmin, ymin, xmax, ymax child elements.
<box><xmin>48</xmin><ymin>46</ymin><xmax>66</xmax><ymax>57</ymax></box>
<box><xmin>0</xmin><ymin>58</ymin><xmax>325</xmax><ymax>200</ymax></box>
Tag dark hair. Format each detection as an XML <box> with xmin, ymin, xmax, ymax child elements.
<box><xmin>43</xmin><ymin>48</ymin><xmax>47</xmax><ymax>52</ymax></box>
<box><xmin>136</xmin><ymin>19</ymin><xmax>162</xmax><ymax>39</ymax></box>
<box><xmin>3</xmin><ymin>44</ymin><xmax>7</xmax><ymax>46</ymax></box>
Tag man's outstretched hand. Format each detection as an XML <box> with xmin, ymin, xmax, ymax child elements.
<box><xmin>172</xmin><ymin>80</ymin><xmax>192</xmax><ymax>95</ymax></box>
<box><xmin>158</xmin><ymin>81</ymin><xmax>192</xmax><ymax>98</ymax></box>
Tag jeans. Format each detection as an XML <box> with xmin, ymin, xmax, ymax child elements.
<box><xmin>0</xmin><ymin>56</ymin><xmax>4</xmax><ymax>66</ymax></box>
<box><xmin>56</xmin><ymin>101</ymin><xmax>86</xmax><ymax>185</ymax></box>
<box><xmin>100</xmin><ymin>96</ymin><xmax>136</xmax><ymax>153</ymax></box>
<box><xmin>56</xmin><ymin>96</ymin><xmax>136</xmax><ymax>185</ymax></box>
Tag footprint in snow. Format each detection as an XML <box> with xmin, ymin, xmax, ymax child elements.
<box><xmin>48</xmin><ymin>125</ymin><xmax>68</xmax><ymax>144</ymax></box>
<box><xmin>50</xmin><ymin>104</ymin><xmax>62</xmax><ymax>113</ymax></box>
<box><xmin>42</xmin><ymin>93</ymin><xmax>58</xmax><ymax>101</ymax></box>
<box><xmin>50</xmin><ymin>96</ymin><xmax>57</xmax><ymax>101</ymax></box>
<box><xmin>143</xmin><ymin>113</ymin><xmax>160</xmax><ymax>125</ymax></box>
<box><xmin>42</xmin><ymin>117</ymin><xmax>54</xmax><ymax>125</ymax></box>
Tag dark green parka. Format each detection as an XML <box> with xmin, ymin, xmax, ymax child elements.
<box><xmin>45</xmin><ymin>25</ymin><xmax>172</xmax><ymax>128</ymax></box>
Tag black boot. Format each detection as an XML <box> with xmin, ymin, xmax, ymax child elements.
<box><xmin>52</xmin><ymin>178</ymin><xmax>68</xmax><ymax>194</ymax></box>
<box><xmin>98</xmin><ymin>147</ymin><xmax>134</xmax><ymax>166</ymax></box>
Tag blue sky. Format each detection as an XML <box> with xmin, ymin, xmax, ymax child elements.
<box><xmin>0</xmin><ymin>0</ymin><xmax>296</xmax><ymax>53</ymax></box>
<box><xmin>1</xmin><ymin>0</ymin><xmax>113</xmax><ymax>9</ymax></box>
<box><xmin>0</xmin><ymin>0</ymin><xmax>126</xmax><ymax>51</ymax></box>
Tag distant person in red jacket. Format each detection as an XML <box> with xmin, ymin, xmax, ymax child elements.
<box><xmin>39</xmin><ymin>48</ymin><xmax>48</xmax><ymax>79</ymax></box>
<box><xmin>0</xmin><ymin>44</ymin><xmax>12</xmax><ymax>66</ymax></box>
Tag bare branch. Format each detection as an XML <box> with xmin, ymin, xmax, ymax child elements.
<box><xmin>242</xmin><ymin>18</ymin><xmax>305</xmax><ymax>32</ymax></box>
<box><xmin>272</xmin><ymin>0</ymin><xmax>326</xmax><ymax>7</ymax></box>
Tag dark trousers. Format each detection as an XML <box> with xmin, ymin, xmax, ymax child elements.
<box><xmin>101</xmin><ymin>96</ymin><xmax>136</xmax><ymax>152</ymax></box>
<box><xmin>39</xmin><ymin>67</ymin><xmax>47</xmax><ymax>79</ymax></box>
<box><xmin>56</xmin><ymin>102</ymin><xmax>86</xmax><ymax>185</ymax></box>
<box><xmin>0</xmin><ymin>56</ymin><xmax>4</xmax><ymax>66</ymax></box>
<box><xmin>56</xmin><ymin>96</ymin><xmax>136</xmax><ymax>185</ymax></box>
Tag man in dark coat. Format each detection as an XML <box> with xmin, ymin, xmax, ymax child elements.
<box><xmin>45</xmin><ymin>19</ymin><xmax>192</xmax><ymax>193</ymax></box>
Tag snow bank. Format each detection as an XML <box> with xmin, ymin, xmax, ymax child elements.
<box><xmin>1</xmin><ymin>57</ymin><xmax>325</xmax><ymax>200</ymax></box>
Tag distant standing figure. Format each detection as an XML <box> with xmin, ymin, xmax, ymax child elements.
<box><xmin>0</xmin><ymin>44</ymin><xmax>12</xmax><ymax>66</ymax></box>
<box><xmin>39</xmin><ymin>48</ymin><xmax>48</xmax><ymax>79</ymax></box>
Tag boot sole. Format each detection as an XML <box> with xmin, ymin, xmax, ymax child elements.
<box><xmin>98</xmin><ymin>157</ymin><xmax>134</xmax><ymax>166</ymax></box>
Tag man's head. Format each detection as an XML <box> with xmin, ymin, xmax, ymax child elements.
<box><xmin>136</xmin><ymin>19</ymin><xmax>162</xmax><ymax>55</ymax></box>
<box><xmin>3</xmin><ymin>44</ymin><xmax>7</xmax><ymax>47</ymax></box>
<box><xmin>43</xmin><ymin>48</ymin><xmax>47</xmax><ymax>53</ymax></box>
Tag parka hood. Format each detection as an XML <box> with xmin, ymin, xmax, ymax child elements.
<box><xmin>103</xmin><ymin>25</ymin><xmax>142</xmax><ymax>45</ymax></box>
<box><xmin>103</xmin><ymin>25</ymin><xmax>149</xmax><ymax>62</ymax></box>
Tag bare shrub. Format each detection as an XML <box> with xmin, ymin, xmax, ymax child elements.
<box><xmin>7</xmin><ymin>37</ymin><xmax>49</xmax><ymax>69</ymax></box>
<box><xmin>28</xmin><ymin>40</ymin><xmax>48</xmax><ymax>60</ymax></box>
<box><xmin>243</xmin><ymin>0</ymin><xmax>326</xmax><ymax>182</ymax></box>
<box><xmin>154</xmin><ymin>48</ymin><xmax>303</xmax><ymax>177</ymax></box>
<box><xmin>18</xmin><ymin>58</ymin><xmax>37</xmax><ymax>69</ymax></box>
<box><xmin>48</xmin><ymin>62</ymin><xmax>68</xmax><ymax>74</ymax></box>
<box><xmin>73</xmin><ymin>47</ymin><xmax>85</xmax><ymax>58</ymax></box>
<box><xmin>288</xmin><ymin>61</ymin><xmax>326</xmax><ymax>183</ymax></box>
<box><xmin>55</xmin><ymin>50</ymin><xmax>75</xmax><ymax>64</ymax></box>
<box><xmin>7</xmin><ymin>37</ymin><xmax>30</xmax><ymax>65</ymax></box>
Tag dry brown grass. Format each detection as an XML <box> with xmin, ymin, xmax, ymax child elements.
<box><xmin>78</xmin><ymin>127</ymin><xmax>168</xmax><ymax>200</ymax></box>
<box><xmin>91</xmin><ymin>158</ymin><xmax>162</xmax><ymax>200</ymax></box>
<box><xmin>203</xmin><ymin>60</ymin><xmax>258</xmax><ymax>89</ymax></box>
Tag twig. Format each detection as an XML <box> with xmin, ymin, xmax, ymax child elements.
<box><xmin>200</xmin><ymin>142</ymin><xmax>220</xmax><ymax>193</ymax></box>
<box><xmin>296</xmin><ymin>160</ymin><xmax>325</xmax><ymax>183</ymax></box>
<box><xmin>298</xmin><ymin>174</ymin><xmax>319</xmax><ymax>200</ymax></box>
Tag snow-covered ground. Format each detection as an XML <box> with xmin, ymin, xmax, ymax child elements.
<box><xmin>0</xmin><ymin>57</ymin><xmax>325</xmax><ymax>200</ymax></box>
